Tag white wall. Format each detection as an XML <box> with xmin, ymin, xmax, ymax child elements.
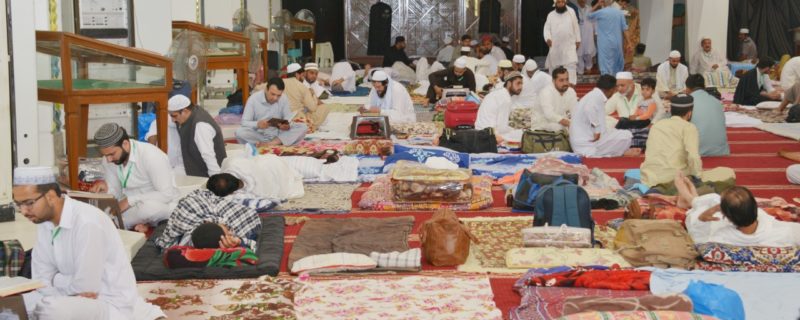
<box><xmin>1</xmin><ymin>0</ymin><xmax>12</xmax><ymax>202</ymax></box>
<box><xmin>686</xmin><ymin>0</ymin><xmax>728</xmax><ymax>64</ymax></box>
<box><xmin>134</xmin><ymin>0</ymin><xmax>172</xmax><ymax>55</ymax></box>
<box><xmin>171</xmin><ymin>0</ymin><xmax>198</xmax><ymax>22</ymax></box>
<box><xmin>203</xmin><ymin>0</ymin><xmax>240</xmax><ymax>30</ymax></box>
<box><xmin>248</xmin><ymin>0</ymin><xmax>270</xmax><ymax>27</ymax></box>
<box><xmin>639</xmin><ymin>0</ymin><xmax>674</xmax><ymax>63</ymax></box>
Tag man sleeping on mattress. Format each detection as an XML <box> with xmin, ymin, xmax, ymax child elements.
<box><xmin>154</xmin><ymin>189</ymin><xmax>262</xmax><ymax>252</ymax></box>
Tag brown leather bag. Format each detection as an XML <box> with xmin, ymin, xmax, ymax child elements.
<box><xmin>614</xmin><ymin>219</ymin><xmax>698</xmax><ymax>269</ymax></box>
<box><xmin>419</xmin><ymin>208</ymin><xmax>478</xmax><ymax>266</ymax></box>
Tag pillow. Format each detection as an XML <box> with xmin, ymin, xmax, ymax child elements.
<box><xmin>383</xmin><ymin>144</ymin><xmax>470</xmax><ymax>172</ymax></box>
<box><xmin>164</xmin><ymin>246</ymin><xmax>259</xmax><ymax>269</ymax></box>
<box><xmin>290</xmin><ymin>253</ymin><xmax>377</xmax><ymax>274</ymax></box>
<box><xmin>369</xmin><ymin>248</ymin><xmax>421</xmax><ymax>270</ymax></box>
<box><xmin>695</xmin><ymin>242</ymin><xmax>800</xmax><ymax>272</ymax></box>
<box><xmin>756</xmin><ymin>101</ymin><xmax>781</xmax><ymax>110</ymax></box>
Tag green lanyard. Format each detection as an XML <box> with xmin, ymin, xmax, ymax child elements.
<box><xmin>118</xmin><ymin>142</ymin><xmax>135</xmax><ymax>189</ymax></box>
<box><xmin>51</xmin><ymin>226</ymin><xmax>61</xmax><ymax>245</ymax></box>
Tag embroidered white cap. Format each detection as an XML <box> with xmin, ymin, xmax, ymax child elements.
<box><xmin>669</xmin><ymin>50</ymin><xmax>682</xmax><ymax>59</ymax></box>
<box><xmin>13</xmin><ymin>166</ymin><xmax>57</xmax><ymax>185</ymax></box>
<box><xmin>615</xmin><ymin>71</ymin><xmax>633</xmax><ymax>80</ymax></box>
<box><xmin>168</xmin><ymin>94</ymin><xmax>191</xmax><ymax>112</ymax></box>
<box><xmin>498</xmin><ymin>60</ymin><xmax>513</xmax><ymax>69</ymax></box>
<box><xmin>460</xmin><ymin>46</ymin><xmax>471</xmax><ymax>53</ymax></box>
<box><xmin>524</xmin><ymin>59</ymin><xmax>538</xmax><ymax>71</ymax></box>
<box><xmin>740</xmin><ymin>28</ymin><xmax>749</xmax><ymax>34</ymax></box>
<box><xmin>304</xmin><ymin>63</ymin><xmax>319</xmax><ymax>71</ymax></box>
<box><xmin>512</xmin><ymin>54</ymin><xmax>525</xmax><ymax>64</ymax></box>
<box><xmin>286</xmin><ymin>63</ymin><xmax>302</xmax><ymax>74</ymax></box>
<box><xmin>453</xmin><ymin>57</ymin><xmax>467</xmax><ymax>69</ymax></box>
<box><xmin>371</xmin><ymin>70</ymin><xmax>389</xmax><ymax>82</ymax></box>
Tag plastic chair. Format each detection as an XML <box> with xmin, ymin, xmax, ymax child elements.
<box><xmin>315</xmin><ymin>42</ymin><xmax>334</xmax><ymax>68</ymax></box>
<box><xmin>287</xmin><ymin>48</ymin><xmax>303</xmax><ymax>64</ymax></box>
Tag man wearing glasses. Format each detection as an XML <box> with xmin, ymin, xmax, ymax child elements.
<box><xmin>12</xmin><ymin>166</ymin><xmax>164</xmax><ymax>319</ymax></box>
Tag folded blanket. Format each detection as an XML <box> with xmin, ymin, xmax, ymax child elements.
<box><xmin>563</xmin><ymin>294</ymin><xmax>693</xmax><ymax>316</ymax></box>
<box><xmin>358</xmin><ymin>175</ymin><xmax>494</xmax><ymax>211</ymax></box>
<box><xmin>370</xmin><ymin>248</ymin><xmax>421</xmax><ymax>271</ymax></box>
<box><xmin>506</xmin><ymin>248</ymin><xmax>631</xmax><ymax>269</ymax></box>
<box><xmin>695</xmin><ymin>242</ymin><xmax>800</xmax><ymax>273</ymax></box>
<box><xmin>523</xmin><ymin>268</ymin><xmax>651</xmax><ymax>291</ymax></box>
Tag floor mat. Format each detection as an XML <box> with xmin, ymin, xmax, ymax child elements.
<box><xmin>138</xmin><ymin>276</ymin><xmax>297</xmax><ymax>319</ymax></box>
<box><xmin>294</xmin><ymin>276</ymin><xmax>502</xmax><ymax>320</ymax></box>
<box><xmin>274</xmin><ymin>183</ymin><xmax>360</xmax><ymax>213</ymax></box>
<box><xmin>757</xmin><ymin>123</ymin><xmax>800</xmax><ymax>141</ymax></box>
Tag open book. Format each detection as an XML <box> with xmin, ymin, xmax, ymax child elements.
<box><xmin>67</xmin><ymin>191</ymin><xmax>124</xmax><ymax>229</ymax></box>
<box><xmin>0</xmin><ymin>277</ymin><xmax>44</xmax><ymax>297</ymax></box>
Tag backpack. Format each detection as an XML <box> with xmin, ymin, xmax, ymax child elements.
<box><xmin>614</xmin><ymin>219</ymin><xmax>698</xmax><ymax>269</ymax></box>
<box><xmin>533</xmin><ymin>180</ymin><xmax>594</xmax><ymax>241</ymax></box>
<box><xmin>512</xmin><ymin>170</ymin><xmax>579</xmax><ymax>212</ymax></box>
<box><xmin>437</xmin><ymin>128</ymin><xmax>498</xmax><ymax>154</ymax></box>
<box><xmin>419</xmin><ymin>208</ymin><xmax>478</xmax><ymax>266</ymax></box>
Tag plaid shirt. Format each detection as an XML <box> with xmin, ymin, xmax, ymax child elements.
<box><xmin>1</xmin><ymin>239</ymin><xmax>25</xmax><ymax>276</ymax></box>
<box><xmin>155</xmin><ymin>189</ymin><xmax>261</xmax><ymax>251</ymax></box>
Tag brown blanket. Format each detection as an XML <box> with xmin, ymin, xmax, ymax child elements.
<box><xmin>562</xmin><ymin>294</ymin><xmax>694</xmax><ymax>316</ymax></box>
<box><xmin>288</xmin><ymin>216</ymin><xmax>414</xmax><ymax>269</ymax></box>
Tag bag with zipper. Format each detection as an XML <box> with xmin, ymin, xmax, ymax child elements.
<box><xmin>521</xmin><ymin>130</ymin><xmax>571</xmax><ymax>153</ymax></box>
<box><xmin>512</xmin><ymin>170</ymin><xmax>579</xmax><ymax>212</ymax></box>
<box><xmin>420</xmin><ymin>208</ymin><xmax>478</xmax><ymax>266</ymax></box>
<box><xmin>444</xmin><ymin>101</ymin><xmax>479</xmax><ymax>129</ymax></box>
<box><xmin>533</xmin><ymin>180</ymin><xmax>595</xmax><ymax>243</ymax></box>
<box><xmin>614</xmin><ymin>219</ymin><xmax>698</xmax><ymax>269</ymax></box>
<box><xmin>438</xmin><ymin>128</ymin><xmax>498</xmax><ymax>153</ymax></box>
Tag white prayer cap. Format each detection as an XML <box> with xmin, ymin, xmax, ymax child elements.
<box><xmin>168</xmin><ymin>94</ymin><xmax>191</xmax><ymax>112</ymax></box>
<box><xmin>304</xmin><ymin>63</ymin><xmax>319</xmax><ymax>71</ymax></box>
<box><xmin>615</xmin><ymin>71</ymin><xmax>633</xmax><ymax>80</ymax></box>
<box><xmin>740</xmin><ymin>28</ymin><xmax>749</xmax><ymax>34</ymax></box>
<box><xmin>453</xmin><ymin>57</ymin><xmax>467</xmax><ymax>69</ymax></box>
<box><xmin>502</xmin><ymin>36</ymin><xmax>510</xmax><ymax>43</ymax></box>
<box><xmin>470</xmin><ymin>40</ymin><xmax>479</xmax><ymax>46</ymax></box>
<box><xmin>460</xmin><ymin>46</ymin><xmax>471</xmax><ymax>53</ymax></box>
<box><xmin>498</xmin><ymin>60</ymin><xmax>513</xmax><ymax>69</ymax></box>
<box><xmin>286</xmin><ymin>63</ymin><xmax>302</xmax><ymax>74</ymax></box>
<box><xmin>512</xmin><ymin>54</ymin><xmax>525</xmax><ymax>64</ymax></box>
<box><xmin>13</xmin><ymin>166</ymin><xmax>56</xmax><ymax>185</ymax></box>
<box><xmin>669</xmin><ymin>50</ymin><xmax>682</xmax><ymax>59</ymax></box>
<box><xmin>371</xmin><ymin>70</ymin><xmax>389</xmax><ymax>82</ymax></box>
<box><xmin>524</xmin><ymin>59</ymin><xmax>538</xmax><ymax>71</ymax></box>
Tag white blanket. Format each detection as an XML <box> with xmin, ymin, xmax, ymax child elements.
<box><xmin>757</xmin><ymin>123</ymin><xmax>800</xmax><ymax>140</ymax></box>
<box><xmin>306</xmin><ymin>112</ymin><xmax>359</xmax><ymax>140</ymax></box>
<box><xmin>725</xmin><ymin>111</ymin><xmax>763</xmax><ymax>128</ymax></box>
<box><xmin>222</xmin><ymin>154</ymin><xmax>305</xmax><ymax>200</ymax></box>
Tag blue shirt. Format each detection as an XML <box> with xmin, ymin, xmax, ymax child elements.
<box><xmin>690</xmin><ymin>90</ymin><xmax>730</xmax><ymax>156</ymax></box>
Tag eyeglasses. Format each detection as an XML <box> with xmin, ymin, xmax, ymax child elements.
<box><xmin>13</xmin><ymin>193</ymin><xmax>46</xmax><ymax>211</ymax></box>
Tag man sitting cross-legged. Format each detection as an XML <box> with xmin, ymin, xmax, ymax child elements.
<box><xmin>235</xmin><ymin>77</ymin><xmax>308</xmax><ymax>146</ymax></box>
<box><xmin>675</xmin><ymin>172</ymin><xmax>800</xmax><ymax>247</ymax></box>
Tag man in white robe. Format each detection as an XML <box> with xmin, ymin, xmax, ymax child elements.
<box><xmin>437</xmin><ymin>36</ymin><xmax>455</xmax><ymax>66</ymax></box>
<box><xmin>512</xmin><ymin>54</ymin><xmax>526</xmax><ymax>72</ymax></box>
<box><xmin>475</xmin><ymin>71</ymin><xmax>525</xmax><ymax>142</ymax></box>
<box><xmin>483</xmin><ymin>37</ymin><xmax>508</xmax><ymax>65</ymax></box>
<box><xmin>145</xmin><ymin>118</ymin><xmax>181</xmax><ymax>171</ymax></box>
<box><xmin>605</xmin><ymin>71</ymin><xmax>641</xmax><ymax>118</ymax></box>
<box><xmin>576</xmin><ymin>0</ymin><xmax>597</xmax><ymax>75</ymax></box>
<box><xmin>329</xmin><ymin>61</ymin><xmax>357</xmax><ymax>93</ymax></box>
<box><xmin>303</xmin><ymin>63</ymin><xmax>331</xmax><ymax>99</ymax></box>
<box><xmin>91</xmin><ymin>123</ymin><xmax>179</xmax><ymax>231</ymax></box>
<box><xmin>515</xmin><ymin>59</ymin><xmax>552</xmax><ymax>109</ymax></box>
<box><xmin>778</xmin><ymin>57</ymin><xmax>800</xmax><ymax>113</ymax></box>
<box><xmin>690</xmin><ymin>37</ymin><xmax>729</xmax><ymax>74</ymax></box>
<box><xmin>532</xmin><ymin>66</ymin><xmax>577</xmax><ymax>132</ymax></box>
<box><xmin>476</xmin><ymin>46</ymin><xmax>499</xmax><ymax>77</ymax></box>
<box><xmin>361</xmin><ymin>70</ymin><xmax>417</xmax><ymax>124</ymax></box>
<box><xmin>569</xmin><ymin>74</ymin><xmax>635</xmax><ymax>157</ymax></box>
<box><xmin>656</xmin><ymin>50</ymin><xmax>689</xmax><ymax>99</ymax></box>
<box><xmin>544</xmin><ymin>0</ymin><xmax>581</xmax><ymax>85</ymax></box>
<box><xmin>13</xmin><ymin>167</ymin><xmax>164</xmax><ymax>320</ymax></box>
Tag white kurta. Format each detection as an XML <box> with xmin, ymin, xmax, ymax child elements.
<box><xmin>475</xmin><ymin>88</ymin><xmax>523</xmax><ymax>142</ymax></box>
<box><xmin>569</xmin><ymin>88</ymin><xmax>633</xmax><ymax>157</ymax></box>
<box><xmin>145</xmin><ymin>120</ymin><xmax>182</xmax><ymax>170</ymax></box>
<box><xmin>515</xmin><ymin>70</ymin><xmax>552</xmax><ymax>109</ymax></box>
<box><xmin>437</xmin><ymin>45</ymin><xmax>455</xmax><ymax>64</ymax></box>
<box><xmin>366</xmin><ymin>80</ymin><xmax>417</xmax><ymax>124</ymax></box>
<box><xmin>780</xmin><ymin>57</ymin><xmax>800</xmax><ymax>90</ymax></box>
<box><xmin>330</xmin><ymin>61</ymin><xmax>357</xmax><ymax>93</ymax></box>
<box><xmin>24</xmin><ymin>196</ymin><xmax>163</xmax><ymax>320</ymax></box>
<box><xmin>690</xmin><ymin>49</ymin><xmax>728</xmax><ymax>74</ymax></box>
<box><xmin>532</xmin><ymin>85</ymin><xmax>577</xmax><ymax>132</ymax></box>
<box><xmin>577</xmin><ymin>4</ymin><xmax>596</xmax><ymax>57</ymax></box>
<box><xmin>195</xmin><ymin>122</ymin><xmax>222</xmax><ymax>177</ymax></box>
<box><xmin>477</xmin><ymin>55</ymin><xmax>499</xmax><ymax>77</ymax></box>
<box><xmin>490</xmin><ymin>46</ymin><xmax>507</xmax><ymax>64</ymax></box>
<box><xmin>686</xmin><ymin>194</ymin><xmax>800</xmax><ymax>247</ymax></box>
<box><xmin>656</xmin><ymin>61</ymin><xmax>689</xmax><ymax>95</ymax></box>
<box><xmin>604</xmin><ymin>83</ymin><xmax>642</xmax><ymax>117</ymax></box>
<box><xmin>544</xmin><ymin>7</ymin><xmax>581</xmax><ymax>84</ymax></box>
<box><xmin>303</xmin><ymin>79</ymin><xmax>330</xmax><ymax>99</ymax></box>
<box><xmin>101</xmin><ymin>140</ymin><xmax>180</xmax><ymax>228</ymax></box>
<box><xmin>222</xmin><ymin>154</ymin><xmax>305</xmax><ymax>200</ymax></box>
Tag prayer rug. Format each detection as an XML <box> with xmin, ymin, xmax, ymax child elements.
<box><xmin>324</xmin><ymin>103</ymin><xmax>362</xmax><ymax>112</ymax></box>
<box><xmin>271</xmin><ymin>183</ymin><xmax>359</xmax><ymax>214</ymax></box>
<box><xmin>357</xmin><ymin>175</ymin><xmax>494</xmax><ymax>211</ymax></box>
<box><xmin>757</xmin><ymin>123</ymin><xmax>800</xmax><ymax>140</ymax></box>
<box><xmin>137</xmin><ymin>276</ymin><xmax>297</xmax><ymax>319</ymax></box>
<box><xmin>293</xmin><ymin>276</ymin><xmax>502</xmax><ymax>320</ymax></box>
<box><xmin>735</xmin><ymin>109</ymin><xmax>787</xmax><ymax>123</ymax></box>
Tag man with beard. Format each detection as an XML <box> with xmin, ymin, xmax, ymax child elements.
<box><xmin>532</xmin><ymin>66</ymin><xmax>577</xmax><ymax>132</ymax></box>
<box><xmin>476</xmin><ymin>71</ymin><xmax>525</xmax><ymax>143</ymax></box>
<box><xmin>13</xmin><ymin>167</ymin><xmax>165</xmax><ymax>319</ymax></box>
<box><xmin>514</xmin><ymin>59</ymin><xmax>552</xmax><ymax>110</ymax></box>
<box><xmin>690</xmin><ymin>37</ymin><xmax>729</xmax><ymax>74</ymax></box>
<box><xmin>544</xmin><ymin>0</ymin><xmax>581</xmax><ymax>85</ymax></box>
<box><xmin>361</xmin><ymin>70</ymin><xmax>416</xmax><ymax>124</ymax></box>
<box><xmin>426</xmin><ymin>57</ymin><xmax>477</xmax><ymax>104</ymax></box>
<box><xmin>605</xmin><ymin>71</ymin><xmax>642</xmax><ymax>121</ymax></box>
<box><xmin>569</xmin><ymin>74</ymin><xmax>635</xmax><ymax>157</ymax></box>
<box><xmin>236</xmin><ymin>77</ymin><xmax>308</xmax><ymax>146</ymax></box>
<box><xmin>476</xmin><ymin>45</ymin><xmax>499</xmax><ymax>77</ymax></box>
<box><xmin>168</xmin><ymin>94</ymin><xmax>227</xmax><ymax>177</ymax></box>
<box><xmin>656</xmin><ymin>50</ymin><xmax>689</xmax><ymax>99</ymax></box>
<box><xmin>303</xmin><ymin>62</ymin><xmax>331</xmax><ymax>100</ymax></box>
<box><xmin>512</xmin><ymin>55</ymin><xmax>526</xmax><ymax>72</ymax></box>
<box><xmin>283</xmin><ymin>63</ymin><xmax>330</xmax><ymax>130</ymax></box>
<box><xmin>482</xmin><ymin>36</ymin><xmax>508</xmax><ymax>65</ymax></box>
<box><xmin>91</xmin><ymin>123</ymin><xmax>180</xmax><ymax>231</ymax></box>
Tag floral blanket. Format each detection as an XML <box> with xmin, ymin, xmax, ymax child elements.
<box><xmin>294</xmin><ymin>276</ymin><xmax>502</xmax><ymax>320</ymax></box>
<box><xmin>358</xmin><ymin>175</ymin><xmax>494</xmax><ymax>211</ymax></box>
<box><xmin>138</xmin><ymin>276</ymin><xmax>297</xmax><ymax>319</ymax></box>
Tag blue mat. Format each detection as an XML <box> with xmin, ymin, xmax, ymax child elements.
<box><xmin>332</xmin><ymin>86</ymin><xmax>371</xmax><ymax>97</ymax></box>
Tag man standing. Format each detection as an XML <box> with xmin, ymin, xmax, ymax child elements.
<box><xmin>283</xmin><ymin>63</ymin><xmax>330</xmax><ymax>129</ymax></box>
<box><xmin>588</xmin><ymin>1</ymin><xmax>627</xmax><ymax>75</ymax></box>
<box><xmin>544</xmin><ymin>0</ymin><xmax>581</xmax><ymax>85</ymax></box>
<box><xmin>576</xmin><ymin>0</ymin><xmax>596</xmax><ymax>75</ymax></box>
<box><xmin>734</xmin><ymin>60</ymin><xmax>781</xmax><ymax>106</ymax></box>
<box><xmin>169</xmin><ymin>94</ymin><xmax>227</xmax><ymax>177</ymax></box>
<box><xmin>303</xmin><ymin>63</ymin><xmax>331</xmax><ymax>99</ymax></box>
<box><xmin>569</xmin><ymin>74</ymin><xmax>635</xmax><ymax>157</ymax></box>
<box><xmin>737</xmin><ymin>28</ymin><xmax>758</xmax><ymax>63</ymax></box>
<box><xmin>382</xmin><ymin>36</ymin><xmax>413</xmax><ymax>67</ymax></box>
<box><xmin>236</xmin><ymin>77</ymin><xmax>308</xmax><ymax>146</ymax></box>
<box><xmin>532</xmin><ymin>66</ymin><xmax>577</xmax><ymax>132</ymax></box>
<box><xmin>475</xmin><ymin>71</ymin><xmax>525</xmax><ymax>143</ymax></box>
<box><xmin>516</xmin><ymin>59</ymin><xmax>552</xmax><ymax>110</ymax></box>
<box><xmin>361</xmin><ymin>70</ymin><xmax>417</xmax><ymax>124</ymax></box>
<box><xmin>13</xmin><ymin>167</ymin><xmax>164</xmax><ymax>319</ymax></box>
<box><xmin>690</xmin><ymin>37</ymin><xmax>728</xmax><ymax>74</ymax></box>
<box><xmin>91</xmin><ymin>123</ymin><xmax>179</xmax><ymax>231</ymax></box>
<box><xmin>687</xmin><ymin>74</ymin><xmax>730</xmax><ymax>156</ymax></box>
<box><xmin>426</xmin><ymin>57</ymin><xmax>477</xmax><ymax>104</ymax></box>
<box><xmin>656</xmin><ymin>51</ymin><xmax>689</xmax><ymax>99</ymax></box>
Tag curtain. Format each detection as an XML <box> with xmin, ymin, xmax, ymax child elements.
<box><xmin>520</xmin><ymin>0</ymin><xmax>555</xmax><ymax>58</ymax></box>
<box><xmin>727</xmin><ymin>0</ymin><xmax>800</xmax><ymax>61</ymax></box>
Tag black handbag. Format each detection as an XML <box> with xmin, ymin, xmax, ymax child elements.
<box><xmin>438</xmin><ymin>128</ymin><xmax>498</xmax><ymax>153</ymax></box>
